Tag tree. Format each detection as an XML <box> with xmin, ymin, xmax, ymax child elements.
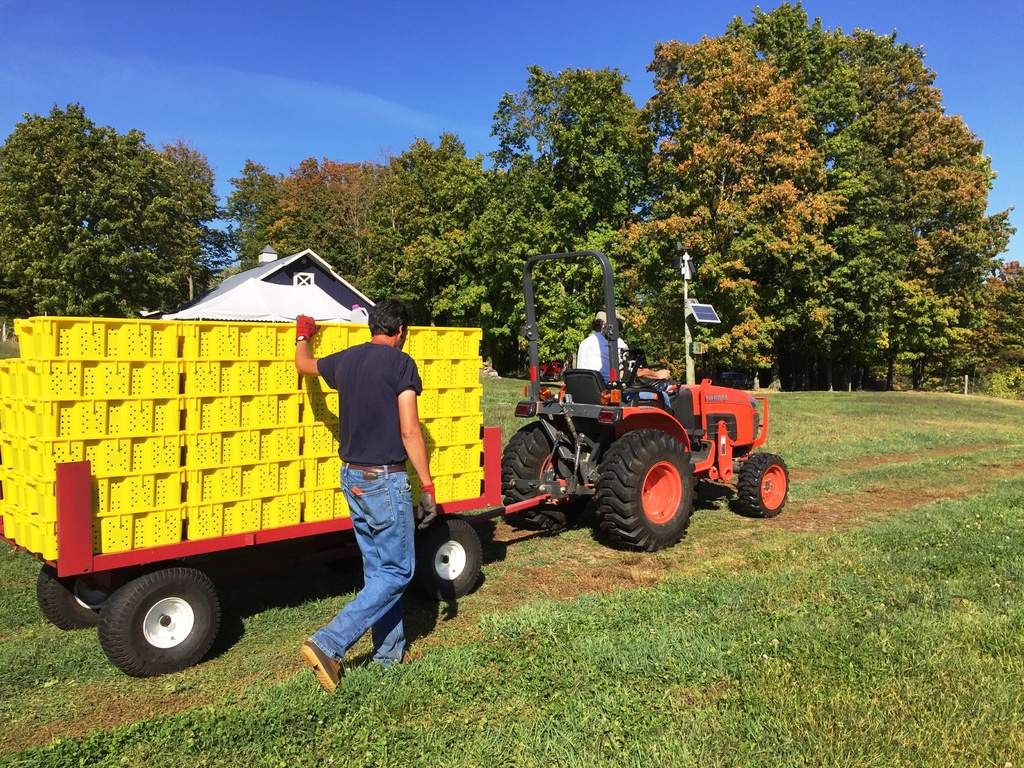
<box><xmin>366</xmin><ymin>134</ymin><xmax>489</xmax><ymax>326</ymax></box>
<box><xmin>0</xmin><ymin>104</ymin><xmax>226</xmax><ymax>317</ymax></box>
<box><xmin>225</xmin><ymin>160</ymin><xmax>281</xmax><ymax>269</ymax></box>
<box><xmin>627</xmin><ymin>35</ymin><xmax>839</xmax><ymax>378</ymax></box>
<box><xmin>730</xmin><ymin>4</ymin><xmax>1013</xmax><ymax>388</ymax></box>
<box><xmin>270</xmin><ymin>158</ymin><xmax>387</xmax><ymax>279</ymax></box>
<box><xmin>486</xmin><ymin>66</ymin><xmax>649</xmax><ymax>368</ymax></box>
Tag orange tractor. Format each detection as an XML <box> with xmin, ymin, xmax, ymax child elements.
<box><xmin>501</xmin><ymin>251</ymin><xmax>789</xmax><ymax>550</ymax></box>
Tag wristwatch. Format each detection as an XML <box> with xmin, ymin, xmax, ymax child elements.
<box><xmin>296</xmin><ymin>335</ymin><xmax>309</xmax><ymax>343</ymax></box>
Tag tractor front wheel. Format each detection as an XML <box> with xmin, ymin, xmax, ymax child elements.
<box><xmin>595</xmin><ymin>429</ymin><xmax>694</xmax><ymax>552</ymax></box>
<box><xmin>733</xmin><ymin>453</ymin><xmax>789</xmax><ymax>518</ymax></box>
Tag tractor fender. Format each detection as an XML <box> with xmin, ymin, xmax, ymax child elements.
<box><xmin>614</xmin><ymin>409</ymin><xmax>691</xmax><ymax>452</ymax></box>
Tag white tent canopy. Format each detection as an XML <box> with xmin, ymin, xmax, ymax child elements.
<box><xmin>163</xmin><ymin>279</ymin><xmax>369</xmax><ymax>323</ymax></box>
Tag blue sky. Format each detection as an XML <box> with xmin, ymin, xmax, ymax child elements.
<box><xmin>1</xmin><ymin>0</ymin><xmax>1021</xmax><ymax>260</ymax></box>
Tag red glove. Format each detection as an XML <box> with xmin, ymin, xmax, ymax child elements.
<box><xmin>296</xmin><ymin>315</ymin><xmax>317</xmax><ymax>341</ymax></box>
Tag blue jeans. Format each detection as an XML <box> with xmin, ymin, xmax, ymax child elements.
<box><xmin>311</xmin><ymin>466</ymin><xmax>415</xmax><ymax>665</ymax></box>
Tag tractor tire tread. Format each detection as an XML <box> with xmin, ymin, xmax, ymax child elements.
<box><xmin>733</xmin><ymin>453</ymin><xmax>789</xmax><ymax>518</ymax></box>
<box><xmin>595</xmin><ymin>429</ymin><xmax>694</xmax><ymax>552</ymax></box>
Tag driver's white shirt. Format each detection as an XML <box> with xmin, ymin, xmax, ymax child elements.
<box><xmin>576</xmin><ymin>332</ymin><xmax>628</xmax><ymax>378</ymax></box>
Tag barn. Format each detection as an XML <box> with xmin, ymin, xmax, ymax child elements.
<box><xmin>164</xmin><ymin>246</ymin><xmax>374</xmax><ymax>322</ymax></box>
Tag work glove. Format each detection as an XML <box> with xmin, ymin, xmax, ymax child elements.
<box><xmin>415</xmin><ymin>484</ymin><xmax>438</xmax><ymax>530</ymax></box>
<box><xmin>296</xmin><ymin>314</ymin><xmax>317</xmax><ymax>341</ymax></box>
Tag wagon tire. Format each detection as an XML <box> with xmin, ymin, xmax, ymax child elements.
<box><xmin>36</xmin><ymin>565</ymin><xmax>101</xmax><ymax>630</ymax></box>
<box><xmin>414</xmin><ymin>517</ymin><xmax>482</xmax><ymax>601</ymax></box>
<box><xmin>595</xmin><ymin>429</ymin><xmax>694</xmax><ymax>552</ymax></box>
<box><xmin>98</xmin><ymin>566</ymin><xmax>221</xmax><ymax>677</ymax></box>
<box><xmin>733</xmin><ymin>453</ymin><xmax>789</xmax><ymax>518</ymax></box>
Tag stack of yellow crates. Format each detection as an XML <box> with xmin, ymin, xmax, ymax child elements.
<box><xmin>0</xmin><ymin>318</ymin><xmax>483</xmax><ymax>561</ymax></box>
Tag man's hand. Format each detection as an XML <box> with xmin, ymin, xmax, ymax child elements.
<box><xmin>415</xmin><ymin>484</ymin><xmax>438</xmax><ymax>530</ymax></box>
<box><xmin>296</xmin><ymin>314</ymin><xmax>318</xmax><ymax>341</ymax></box>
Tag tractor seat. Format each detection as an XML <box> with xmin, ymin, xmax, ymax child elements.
<box><xmin>562</xmin><ymin>368</ymin><xmax>606</xmax><ymax>405</ymax></box>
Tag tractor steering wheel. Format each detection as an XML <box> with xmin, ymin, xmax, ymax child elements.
<box><xmin>621</xmin><ymin>347</ymin><xmax>648</xmax><ymax>387</ymax></box>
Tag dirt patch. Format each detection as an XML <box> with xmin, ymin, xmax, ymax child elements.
<box><xmin>772</xmin><ymin>459</ymin><xmax>1024</xmax><ymax>533</ymax></box>
<box><xmin>791</xmin><ymin>442</ymin><xmax>1005</xmax><ymax>483</ymax></box>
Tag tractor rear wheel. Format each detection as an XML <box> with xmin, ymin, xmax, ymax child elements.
<box><xmin>734</xmin><ymin>453</ymin><xmax>789</xmax><ymax>518</ymax></box>
<box><xmin>501</xmin><ymin>422</ymin><xmax>575</xmax><ymax>532</ymax></box>
<box><xmin>595</xmin><ymin>429</ymin><xmax>694</xmax><ymax>552</ymax></box>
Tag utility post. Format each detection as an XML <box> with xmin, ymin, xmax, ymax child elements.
<box><xmin>675</xmin><ymin>244</ymin><xmax>696</xmax><ymax>385</ymax></box>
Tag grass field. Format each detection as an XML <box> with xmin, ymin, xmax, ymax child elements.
<box><xmin>2</xmin><ymin>381</ymin><xmax>1023</xmax><ymax>766</ymax></box>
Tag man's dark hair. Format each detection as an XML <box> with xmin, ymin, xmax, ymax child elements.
<box><xmin>368</xmin><ymin>299</ymin><xmax>411</xmax><ymax>337</ymax></box>
<box><xmin>591</xmin><ymin>318</ymin><xmax>604</xmax><ymax>333</ymax></box>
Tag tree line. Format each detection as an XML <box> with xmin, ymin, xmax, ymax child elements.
<box><xmin>0</xmin><ymin>4</ymin><xmax>1019</xmax><ymax>391</ymax></box>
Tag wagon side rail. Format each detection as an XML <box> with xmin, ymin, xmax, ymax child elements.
<box><xmin>0</xmin><ymin>427</ymin><xmax>507</xmax><ymax>579</ymax></box>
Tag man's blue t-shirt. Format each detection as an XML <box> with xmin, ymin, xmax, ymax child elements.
<box><xmin>316</xmin><ymin>343</ymin><xmax>423</xmax><ymax>465</ymax></box>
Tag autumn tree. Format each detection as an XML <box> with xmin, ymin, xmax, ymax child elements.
<box><xmin>627</xmin><ymin>35</ymin><xmax>839</xmax><ymax>379</ymax></box>
<box><xmin>732</xmin><ymin>4</ymin><xmax>1013</xmax><ymax>388</ymax></box>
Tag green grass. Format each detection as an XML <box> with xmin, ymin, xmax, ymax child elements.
<box><xmin>1</xmin><ymin>382</ymin><xmax>1023</xmax><ymax>765</ymax></box>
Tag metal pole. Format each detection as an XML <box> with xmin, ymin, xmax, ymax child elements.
<box><xmin>681</xmin><ymin>249</ymin><xmax>695</xmax><ymax>386</ymax></box>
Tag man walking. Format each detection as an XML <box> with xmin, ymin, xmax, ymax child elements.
<box><xmin>293</xmin><ymin>300</ymin><xmax>437</xmax><ymax>691</ymax></box>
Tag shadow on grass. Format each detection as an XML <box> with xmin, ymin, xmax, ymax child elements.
<box><xmin>198</xmin><ymin>517</ymin><xmax>551</xmax><ymax>666</ymax></box>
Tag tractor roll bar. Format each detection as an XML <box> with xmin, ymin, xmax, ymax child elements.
<box><xmin>523</xmin><ymin>251</ymin><xmax>619</xmax><ymax>401</ymax></box>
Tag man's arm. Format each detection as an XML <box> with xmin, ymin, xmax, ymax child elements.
<box><xmin>295</xmin><ymin>339</ymin><xmax>319</xmax><ymax>376</ymax></box>
<box><xmin>294</xmin><ymin>315</ymin><xmax>319</xmax><ymax>376</ymax></box>
<box><xmin>398</xmin><ymin>389</ymin><xmax>432</xmax><ymax>487</ymax></box>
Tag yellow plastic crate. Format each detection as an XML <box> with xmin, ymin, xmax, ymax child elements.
<box><xmin>300</xmin><ymin>388</ymin><xmax>339</xmax><ymax>423</ymax></box>
<box><xmin>414</xmin><ymin>471</ymin><xmax>485</xmax><ymax>504</ymax></box>
<box><xmin>185</xmin><ymin>497</ymin><xmax>265</xmax><ymax>539</ymax></box>
<box><xmin>311</xmin><ymin>325</ymin><xmax>371</xmax><ymax>358</ymax></box>
<box><xmin>15</xmin><ymin>317</ymin><xmax>182</xmax><ymax>360</ymax></box>
<box><xmin>13</xmin><ymin>470</ymin><xmax>183</xmax><ymax>521</ymax></box>
<box><xmin>10</xmin><ymin>434</ymin><xmax>183</xmax><ymax>477</ymax></box>
<box><xmin>428</xmin><ymin>442</ymin><xmax>484</xmax><ymax>475</ymax></box>
<box><xmin>421</xmin><ymin>413</ymin><xmax>483</xmax><ymax>445</ymax></box>
<box><xmin>303</xmin><ymin>488</ymin><xmax>350</xmax><ymax>522</ymax></box>
<box><xmin>13</xmin><ymin>397</ymin><xmax>182</xmax><ymax>440</ymax></box>
<box><xmin>21</xmin><ymin>360</ymin><xmax>182</xmax><ymax>399</ymax></box>
<box><xmin>403</xmin><ymin>327</ymin><xmax>481</xmax><ymax>360</ymax></box>
<box><xmin>9</xmin><ymin>515</ymin><xmax>59</xmax><ymax>561</ymax></box>
<box><xmin>185</xmin><ymin>426</ymin><xmax>302</xmax><ymax>468</ymax></box>
<box><xmin>182</xmin><ymin>392</ymin><xmax>301</xmax><ymax>432</ymax></box>
<box><xmin>418</xmin><ymin>386</ymin><xmax>483</xmax><ymax>419</ymax></box>
<box><xmin>260</xmin><ymin>492</ymin><xmax>302</xmax><ymax>529</ymax></box>
<box><xmin>303</xmin><ymin>455</ymin><xmax>341</xmax><ymax>489</ymax></box>
<box><xmin>184</xmin><ymin>360</ymin><xmax>298</xmax><ymax>396</ymax></box>
<box><xmin>185</xmin><ymin>460</ymin><xmax>302</xmax><ymax>504</ymax></box>
<box><xmin>94</xmin><ymin>508</ymin><xmax>183</xmax><ymax>554</ymax></box>
<box><xmin>181</xmin><ymin>322</ymin><xmax>293</xmax><ymax>360</ymax></box>
<box><xmin>302</xmin><ymin>422</ymin><xmax>340</xmax><ymax>458</ymax></box>
<box><xmin>419</xmin><ymin>358</ymin><xmax>481</xmax><ymax>389</ymax></box>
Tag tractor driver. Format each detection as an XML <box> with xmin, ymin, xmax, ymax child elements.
<box><xmin>577</xmin><ymin>311</ymin><xmax>671</xmax><ymax>385</ymax></box>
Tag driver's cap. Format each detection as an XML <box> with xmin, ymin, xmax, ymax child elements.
<box><xmin>594</xmin><ymin>309</ymin><xmax>625</xmax><ymax>323</ymax></box>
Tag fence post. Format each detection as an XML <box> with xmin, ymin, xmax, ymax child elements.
<box><xmin>964</xmin><ymin>374</ymin><xmax>969</xmax><ymax>395</ymax></box>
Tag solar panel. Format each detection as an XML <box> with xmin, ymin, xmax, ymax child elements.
<box><xmin>688</xmin><ymin>302</ymin><xmax>721</xmax><ymax>324</ymax></box>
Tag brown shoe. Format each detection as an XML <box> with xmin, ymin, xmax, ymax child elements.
<box><xmin>299</xmin><ymin>640</ymin><xmax>340</xmax><ymax>692</ymax></box>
